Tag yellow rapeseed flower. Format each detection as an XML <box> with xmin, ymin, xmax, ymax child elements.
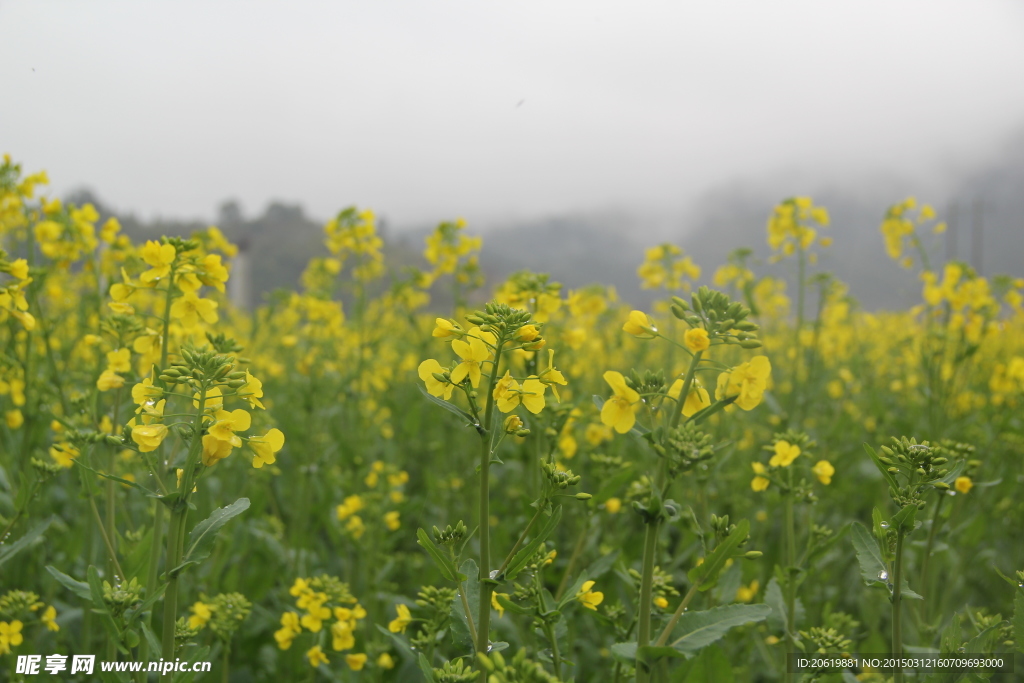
<box><xmin>306</xmin><ymin>645</ymin><xmax>329</xmax><ymax>667</ymax></box>
<box><xmin>954</xmin><ymin>476</ymin><xmax>973</xmax><ymax>494</ymax></box>
<box><xmin>812</xmin><ymin>460</ymin><xmax>835</xmax><ymax>485</ymax></box>
<box><xmin>750</xmin><ymin>462</ymin><xmax>770</xmax><ymax>491</ymax></box>
<box><xmin>715</xmin><ymin>356</ymin><xmax>771</xmax><ymax>411</ymax></box>
<box><xmin>600</xmin><ymin>371</ymin><xmax>640</xmax><ymax>434</ymax></box>
<box><xmin>388</xmin><ymin>603</ymin><xmax>413</xmax><ymax>633</ymax></box>
<box><xmin>769</xmin><ymin>440</ymin><xmax>801</xmax><ymax>467</ymax></box>
<box><xmin>622</xmin><ymin>310</ymin><xmax>656</xmax><ymax>338</ymax></box>
<box><xmin>575</xmin><ymin>581</ymin><xmax>604</xmax><ymax>611</ymax></box>
<box><xmin>684</xmin><ymin>327</ymin><xmax>710</xmax><ymax>352</ymax></box>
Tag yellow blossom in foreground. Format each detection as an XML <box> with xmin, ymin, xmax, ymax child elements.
<box><xmin>684</xmin><ymin>327</ymin><xmax>710</xmax><ymax>352</ymax></box>
<box><xmin>131</xmin><ymin>424</ymin><xmax>168</xmax><ymax>453</ymax></box>
<box><xmin>250</xmin><ymin>428</ymin><xmax>285</xmax><ymax>468</ymax></box>
<box><xmin>653</xmin><ymin>596</ymin><xmax>669</xmax><ymax>609</ymax></box>
<box><xmin>575</xmin><ymin>581</ymin><xmax>604</xmax><ymax>611</ymax></box>
<box><xmin>418</xmin><ymin>358</ymin><xmax>454</xmax><ymax>400</ymax></box>
<box><xmin>388</xmin><ymin>603</ymin><xmax>413</xmax><ymax>633</ymax></box>
<box><xmin>955</xmin><ymin>476</ymin><xmax>973</xmax><ymax>494</ymax></box>
<box><xmin>769</xmin><ymin>440</ymin><xmax>801</xmax><ymax>468</ymax></box>
<box><xmin>306</xmin><ymin>645</ymin><xmax>329</xmax><ymax>667</ymax></box>
<box><xmin>201</xmin><ymin>434</ymin><xmax>234</xmax><ymax>467</ymax></box>
<box><xmin>600</xmin><ymin>371</ymin><xmax>640</xmax><ymax>434</ymax></box>
<box><xmin>170</xmin><ymin>291</ymin><xmax>218</xmax><ymax>328</ymax></box>
<box><xmin>450</xmin><ymin>335</ymin><xmax>490</xmax><ymax>387</ymax></box>
<box><xmin>716</xmin><ymin>356</ymin><xmax>771</xmax><ymax>411</ymax></box>
<box><xmin>669</xmin><ymin>378</ymin><xmax>711</xmax><ymax>418</ymax></box>
<box><xmin>377</xmin><ymin>652</ymin><xmax>395</xmax><ymax>669</ymax></box>
<box><xmin>622</xmin><ymin>310</ymin><xmax>656</xmax><ymax>338</ymax></box>
<box><xmin>751</xmin><ymin>462</ymin><xmax>770</xmax><ymax>492</ymax></box>
<box><xmin>812</xmin><ymin>460</ymin><xmax>835</xmax><ymax>485</ymax></box>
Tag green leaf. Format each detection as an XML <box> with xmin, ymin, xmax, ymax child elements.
<box><xmin>46</xmin><ymin>565</ymin><xmax>92</xmax><ymax>600</ymax></box>
<box><xmin>686</xmin><ymin>396</ymin><xmax>737</xmax><ymax>426</ymax></box>
<box><xmin>503</xmin><ymin>505</ymin><xmax>562</xmax><ymax>582</ymax></box>
<box><xmin>892</xmin><ymin>504</ymin><xmax>918</xmax><ymax>532</ymax></box>
<box><xmin>0</xmin><ymin>517</ymin><xmax>50</xmax><ymax>567</ymax></box>
<box><xmin>851</xmin><ymin>522</ymin><xmax>887</xmax><ymax>585</ymax></box>
<box><xmin>610</xmin><ymin>642</ymin><xmax>637</xmax><ymax>664</ymax></box>
<box><xmin>416</xmin><ymin>528</ymin><xmax>465</xmax><ymax>582</ymax></box>
<box><xmin>450</xmin><ymin>559</ymin><xmax>479</xmax><ymax>654</ymax></box>
<box><xmin>1015</xmin><ymin>591</ymin><xmax>1024</xmax><ymax>654</ymax></box>
<box><xmin>87</xmin><ymin>565</ymin><xmax>128</xmax><ymax>654</ymax></box>
<box><xmin>669</xmin><ymin>603</ymin><xmax>771</xmax><ymax>656</ymax></box>
<box><xmin>682</xmin><ymin>645</ymin><xmax>735</xmax><ymax>683</ymax></box>
<box><xmin>864</xmin><ymin>443</ymin><xmax>899</xmax><ymax>492</ymax></box>
<box><xmin>417</xmin><ymin>652</ymin><xmax>436</xmax><ymax>682</ymax></box>
<box><xmin>75</xmin><ymin>459</ymin><xmax>160</xmax><ymax>497</ymax></box>
<box><xmin>764</xmin><ymin>577</ymin><xmax>787</xmax><ymax>634</ymax></box>
<box><xmin>687</xmin><ymin>520</ymin><xmax>749</xmax><ymax>591</ymax></box>
<box><xmin>496</xmin><ymin>594</ymin><xmax>532</xmax><ymax>616</ymax></box>
<box><xmin>172</xmin><ymin>498</ymin><xmax>250</xmax><ymax>575</ymax></box>
<box><xmin>419</xmin><ymin>387</ymin><xmax>478</xmax><ymax>427</ymax></box>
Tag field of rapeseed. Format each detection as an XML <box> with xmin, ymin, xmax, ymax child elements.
<box><xmin>1</xmin><ymin>155</ymin><xmax>1023</xmax><ymax>683</ymax></box>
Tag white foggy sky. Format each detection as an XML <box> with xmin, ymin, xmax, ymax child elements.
<box><xmin>2</xmin><ymin>0</ymin><xmax>1024</xmax><ymax>227</ymax></box>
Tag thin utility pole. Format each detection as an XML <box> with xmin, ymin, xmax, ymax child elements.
<box><xmin>971</xmin><ymin>199</ymin><xmax>983</xmax><ymax>275</ymax></box>
<box><xmin>945</xmin><ymin>201</ymin><xmax>957</xmax><ymax>262</ymax></box>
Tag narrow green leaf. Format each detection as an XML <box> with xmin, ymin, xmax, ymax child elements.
<box><xmin>418</xmin><ymin>652</ymin><xmax>436</xmax><ymax>681</ymax></box>
<box><xmin>687</xmin><ymin>519</ymin><xmax>749</xmax><ymax>591</ymax></box>
<box><xmin>416</xmin><ymin>528</ymin><xmax>463</xmax><ymax>582</ymax></box>
<box><xmin>46</xmin><ymin>565</ymin><xmax>92</xmax><ymax>600</ymax></box>
<box><xmin>75</xmin><ymin>459</ymin><xmax>160</xmax><ymax>497</ymax></box>
<box><xmin>864</xmin><ymin>443</ymin><xmax>899</xmax><ymax>492</ymax></box>
<box><xmin>179</xmin><ymin>497</ymin><xmax>250</xmax><ymax>569</ymax></box>
<box><xmin>0</xmin><ymin>517</ymin><xmax>51</xmax><ymax>567</ymax></box>
<box><xmin>503</xmin><ymin>505</ymin><xmax>562</xmax><ymax>582</ymax></box>
<box><xmin>450</xmin><ymin>559</ymin><xmax>479</xmax><ymax>654</ymax></box>
<box><xmin>419</xmin><ymin>387</ymin><xmax>477</xmax><ymax>426</ymax></box>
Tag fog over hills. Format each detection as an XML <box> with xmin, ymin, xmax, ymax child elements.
<box><xmin>71</xmin><ymin>129</ymin><xmax>1024</xmax><ymax>314</ymax></box>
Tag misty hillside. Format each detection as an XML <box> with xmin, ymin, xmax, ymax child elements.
<box><xmin>69</xmin><ymin>131</ymin><xmax>1023</xmax><ymax>314</ymax></box>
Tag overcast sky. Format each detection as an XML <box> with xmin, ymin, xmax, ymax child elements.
<box><xmin>3</xmin><ymin>0</ymin><xmax>1024</xmax><ymax>228</ymax></box>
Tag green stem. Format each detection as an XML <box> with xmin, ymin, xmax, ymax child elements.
<box><xmin>555</xmin><ymin>515</ymin><xmax>591</xmax><ymax>601</ymax></box>
<box><xmin>783</xmin><ymin>492</ymin><xmax>797</xmax><ymax>683</ymax></box>
<box><xmin>671</xmin><ymin>350</ymin><xmax>703</xmax><ymax>429</ymax></box>
<box><xmin>221</xmin><ymin>640</ymin><xmax>230</xmax><ymax>683</ymax></box>
<box><xmin>635</xmin><ymin>519</ymin><xmax>661</xmax><ymax>683</ymax></box>
<box><xmin>476</xmin><ymin>341</ymin><xmax>505</xmax><ymax>672</ymax></box>
<box><xmin>161</xmin><ymin>386</ymin><xmax>206</xmax><ymax>680</ymax></box>
<box><xmin>543</xmin><ymin>620</ymin><xmax>562</xmax><ymax>680</ymax></box>
<box><xmin>893</xmin><ymin>529</ymin><xmax>906</xmax><ymax>683</ymax></box>
<box><xmin>918</xmin><ymin>494</ymin><xmax>945</xmax><ymax>621</ymax></box>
